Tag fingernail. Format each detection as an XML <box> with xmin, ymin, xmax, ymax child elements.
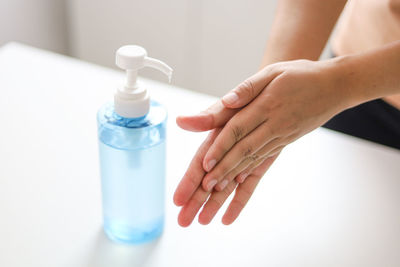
<box><xmin>207</xmin><ymin>179</ymin><xmax>218</xmax><ymax>191</ymax></box>
<box><xmin>219</xmin><ymin>179</ymin><xmax>229</xmax><ymax>190</ymax></box>
<box><xmin>206</xmin><ymin>159</ymin><xmax>216</xmax><ymax>172</ymax></box>
<box><xmin>222</xmin><ymin>92</ymin><xmax>239</xmax><ymax>105</ymax></box>
<box><xmin>197</xmin><ymin>111</ymin><xmax>209</xmax><ymax>116</ymax></box>
<box><xmin>238</xmin><ymin>172</ymin><xmax>248</xmax><ymax>183</ymax></box>
<box><xmin>179</xmin><ymin>111</ymin><xmax>207</xmax><ymax>118</ymax></box>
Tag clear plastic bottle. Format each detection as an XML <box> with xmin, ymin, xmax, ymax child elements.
<box><xmin>97</xmin><ymin>101</ymin><xmax>167</xmax><ymax>243</ymax></box>
<box><xmin>97</xmin><ymin>45</ymin><xmax>172</xmax><ymax>244</ymax></box>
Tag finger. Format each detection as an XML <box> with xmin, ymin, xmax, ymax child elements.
<box><xmin>176</xmin><ymin>100</ymin><xmax>239</xmax><ymax>132</ymax></box>
<box><xmin>173</xmin><ymin>128</ymin><xmax>221</xmax><ymax>206</ymax></box>
<box><xmin>221</xmin><ymin>66</ymin><xmax>283</xmax><ymax>108</ymax></box>
<box><xmin>178</xmin><ymin>186</ymin><xmax>210</xmax><ymax>227</ymax></box>
<box><xmin>221</xmin><ymin>159</ymin><xmax>273</xmax><ymax>225</ymax></box>
<box><xmin>214</xmin><ymin>157</ymin><xmax>254</xmax><ymax>191</ymax></box>
<box><xmin>215</xmin><ymin>143</ymin><xmax>282</xmax><ymax>191</ymax></box>
<box><xmin>237</xmin><ymin>151</ymin><xmax>280</xmax><ymax>184</ymax></box>
<box><xmin>216</xmin><ymin>155</ymin><xmax>265</xmax><ymax>191</ymax></box>
<box><xmin>202</xmin><ymin>101</ymin><xmax>267</xmax><ymax>174</ymax></box>
<box><xmin>202</xmin><ymin>121</ymin><xmax>278</xmax><ymax>191</ymax></box>
<box><xmin>198</xmin><ymin>180</ymin><xmax>237</xmax><ymax>225</ymax></box>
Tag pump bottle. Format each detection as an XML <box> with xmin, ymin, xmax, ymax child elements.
<box><xmin>97</xmin><ymin>45</ymin><xmax>172</xmax><ymax>243</ymax></box>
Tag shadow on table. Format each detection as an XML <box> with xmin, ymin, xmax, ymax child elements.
<box><xmin>88</xmin><ymin>228</ymin><xmax>160</xmax><ymax>267</ymax></box>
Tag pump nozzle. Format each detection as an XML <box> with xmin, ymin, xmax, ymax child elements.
<box><xmin>116</xmin><ymin>45</ymin><xmax>172</xmax><ymax>90</ymax></box>
<box><xmin>144</xmin><ymin>57</ymin><xmax>173</xmax><ymax>83</ymax></box>
<box><xmin>114</xmin><ymin>45</ymin><xmax>173</xmax><ymax>118</ymax></box>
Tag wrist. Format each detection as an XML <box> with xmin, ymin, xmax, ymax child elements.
<box><xmin>326</xmin><ymin>41</ymin><xmax>400</xmax><ymax>109</ymax></box>
<box><xmin>326</xmin><ymin>54</ymin><xmax>369</xmax><ymax>110</ymax></box>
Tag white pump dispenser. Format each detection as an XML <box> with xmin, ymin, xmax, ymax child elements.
<box><xmin>114</xmin><ymin>45</ymin><xmax>173</xmax><ymax>118</ymax></box>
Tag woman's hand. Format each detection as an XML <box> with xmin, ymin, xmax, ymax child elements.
<box><xmin>201</xmin><ymin>59</ymin><xmax>350</xmax><ymax>192</ymax></box>
<box><xmin>174</xmin><ymin>43</ymin><xmax>400</xmax><ymax>226</ymax></box>
<box><xmin>174</xmin><ymin>57</ymin><xmax>351</xmax><ymax>226</ymax></box>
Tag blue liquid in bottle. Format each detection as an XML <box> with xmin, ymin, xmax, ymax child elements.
<box><xmin>97</xmin><ymin>101</ymin><xmax>167</xmax><ymax>244</ymax></box>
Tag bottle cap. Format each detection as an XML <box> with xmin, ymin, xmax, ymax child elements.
<box><xmin>114</xmin><ymin>45</ymin><xmax>173</xmax><ymax>118</ymax></box>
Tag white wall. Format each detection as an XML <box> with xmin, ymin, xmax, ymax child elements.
<box><xmin>0</xmin><ymin>0</ymin><xmax>68</xmax><ymax>54</ymax></box>
<box><xmin>67</xmin><ymin>0</ymin><xmax>278</xmax><ymax>97</ymax></box>
<box><xmin>1</xmin><ymin>0</ymin><xmax>334</xmax><ymax>97</ymax></box>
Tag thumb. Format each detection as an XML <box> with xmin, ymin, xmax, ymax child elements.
<box><xmin>176</xmin><ymin>100</ymin><xmax>239</xmax><ymax>132</ymax></box>
<box><xmin>222</xmin><ymin>65</ymin><xmax>283</xmax><ymax>108</ymax></box>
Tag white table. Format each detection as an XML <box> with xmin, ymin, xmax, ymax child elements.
<box><xmin>1</xmin><ymin>43</ymin><xmax>400</xmax><ymax>267</ymax></box>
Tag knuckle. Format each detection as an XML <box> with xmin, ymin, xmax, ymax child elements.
<box><xmin>240</xmin><ymin>187</ymin><xmax>253</xmax><ymax>200</ymax></box>
<box><xmin>209</xmin><ymin>196</ymin><xmax>224</xmax><ymax>207</ymax></box>
<box><xmin>237</xmin><ymin>79</ymin><xmax>256</xmax><ymax>98</ymax></box>
<box><xmin>273</xmin><ymin>71</ymin><xmax>292</xmax><ymax>86</ymax></box>
<box><xmin>244</xmin><ymin>153</ymin><xmax>259</xmax><ymax>162</ymax></box>
<box><xmin>240</xmin><ymin>144</ymin><xmax>258</xmax><ymax>161</ymax></box>
<box><xmin>187</xmin><ymin>174</ymin><xmax>199</xmax><ymax>187</ymax></box>
<box><xmin>238</xmin><ymin>182</ymin><xmax>258</xmax><ymax>199</ymax></box>
<box><xmin>242</xmin><ymin>145</ymin><xmax>254</xmax><ymax>157</ymax></box>
<box><xmin>230</xmin><ymin>124</ymin><xmax>245</xmax><ymax>142</ymax></box>
<box><xmin>249</xmin><ymin>153</ymin><xmax>260</xmax><ymax>161</ymax></box>
<box><xmin>192</xmin><ymin>192</ymin><xmax>206</xmax><ymax>203</ymax></box>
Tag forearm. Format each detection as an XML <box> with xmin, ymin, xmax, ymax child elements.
<box><xmin>332</xmin><ymin>40</ymin><xmax>400</xmax><ymax>109</ymax></box>
<box><xmin>261</xmin><ymin>0</ymin><xmax>347</xmax><ymax>67</ymax></box>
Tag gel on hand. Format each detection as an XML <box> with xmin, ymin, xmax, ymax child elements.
<box><xmin>97</xmin><ymin>45</ymin><xmax>172</xmax><ymax>244</ymax></box>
